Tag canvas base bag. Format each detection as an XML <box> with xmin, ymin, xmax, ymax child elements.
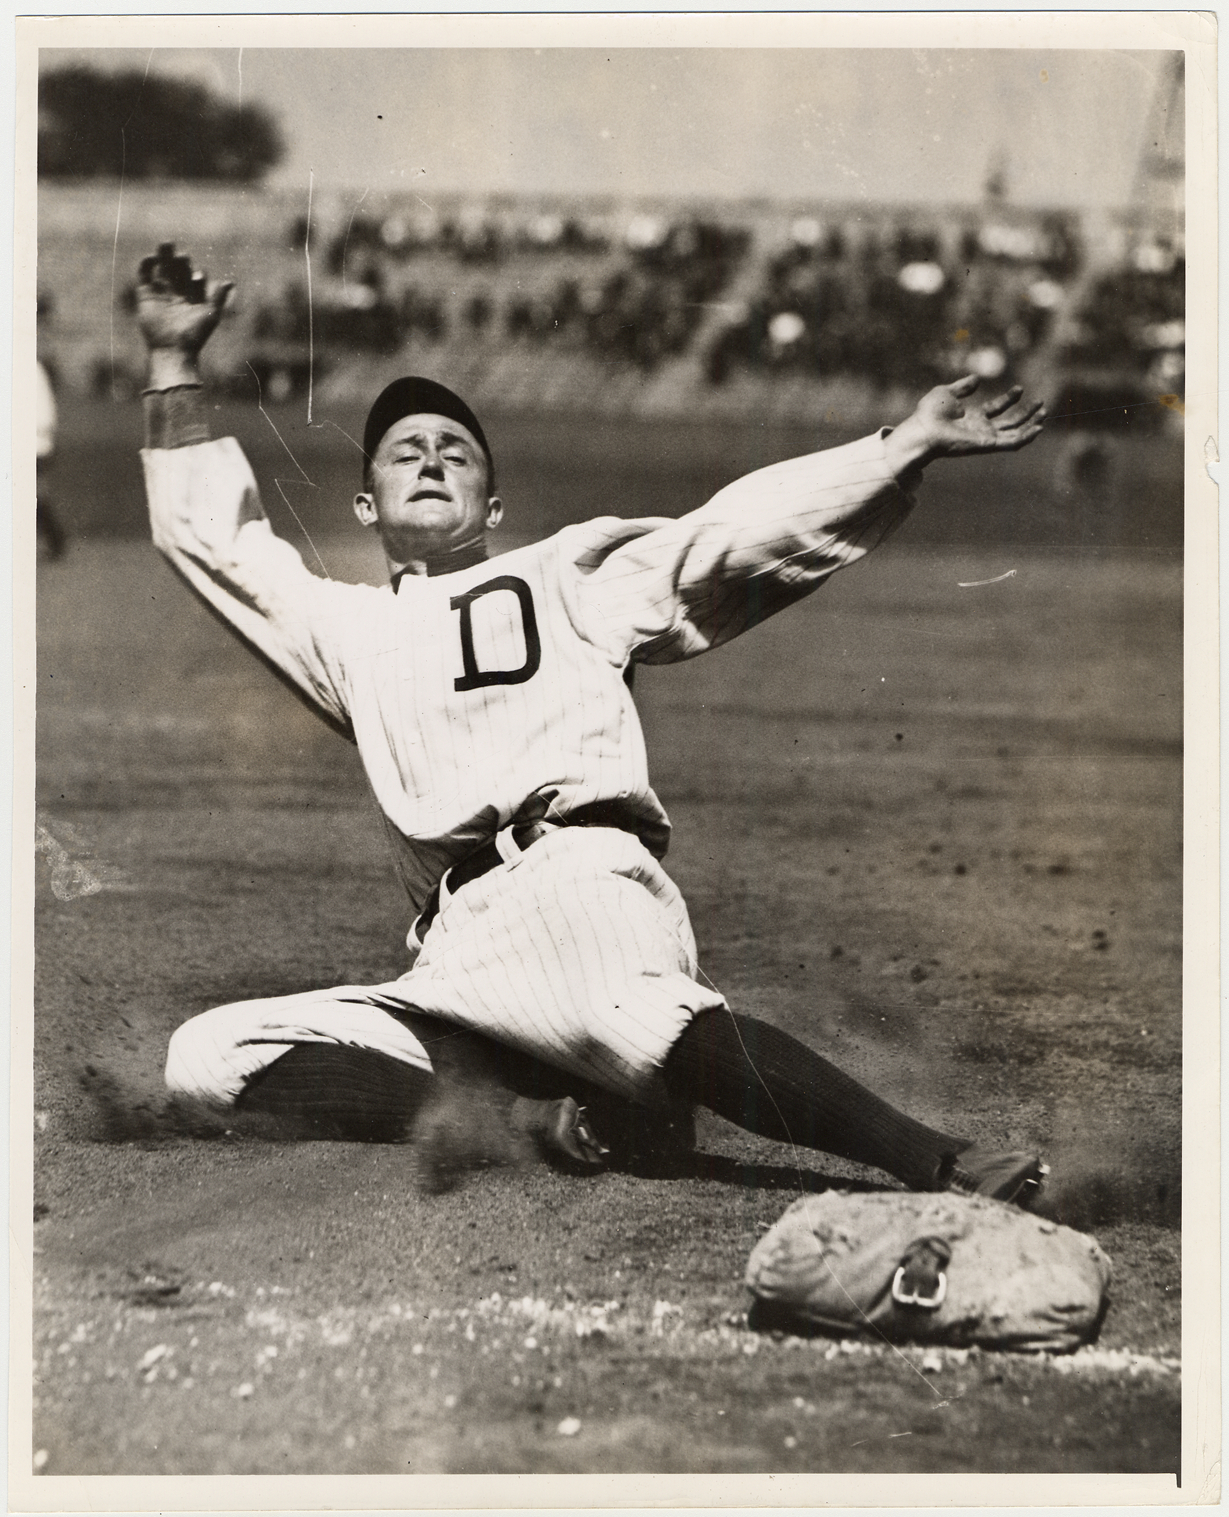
<box><xmin>745</xmin><ymin>1190</ymin><xmax>1112</xmax><ymax>1352</ymax></box>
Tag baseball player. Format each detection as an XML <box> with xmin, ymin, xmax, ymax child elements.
<box><xmin>37</xmin><ymin>355</ymin><xmax>66</xmax><ymax>561</ymax></box>
<box><xmin>135</xmin><ymin>244</ymin><xmax>1049</xmax><ymax>1206</ymax></box>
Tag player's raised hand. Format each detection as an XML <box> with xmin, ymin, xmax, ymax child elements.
<box><xmin>887</xmin><ymin>375</ymin><xmax>1046</xmax><ymax>472</ymax></box>
<box><xmin>136</xmin><ymin>243</ymin><xmax>233</xmax><ymax>389</ymax></box>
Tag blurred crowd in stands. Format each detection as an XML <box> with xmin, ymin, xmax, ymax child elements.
<box><xmin>1060</xmin><ymin>232</ymin><xmax>1185</xmax><ymax>404</ymax></box>
<box><xmin>87</xmin><ymin>198</ymin><xmax>1183</xmax><ymax>426</ymax></box>
<box><xmin>710</xmin><ymin>212</ymin><xmax>1183</xmax><ymax>420</ymax></box>
<box><xmin>252</xmin><ymin>206</ymin><xmax>749</xmax><ymax>377</ymax></box>
<box><xmin>706</xmin><ymin>214</ymin><xmax>1080</xmax><ymax>390</ymax></box>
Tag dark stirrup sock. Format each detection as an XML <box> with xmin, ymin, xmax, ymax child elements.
<box><xmin>662</xmin><ymin>1007</ymin><xmax>967</xmax><ymax>1190</ymax></box>
<box><xmin>235</xmin><ymin>1043</ymin><xmax>434</xmax><ymax>1142</ymax></box>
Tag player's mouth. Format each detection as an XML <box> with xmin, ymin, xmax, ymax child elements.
<box><xmin>411</xmin><ymin>489</ymin><xmax>452</xmax><ymax>504</ymax></box>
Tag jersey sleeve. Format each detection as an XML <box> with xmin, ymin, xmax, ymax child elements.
<box><xmin>579</xmin><ymin>429</ymin><xmax>918</xmax><ymax>664</ymax></box>
<box><xmin>141</xmin><ymin>437</ymin><xmax>356</xmax><ymax>737</ymax></box>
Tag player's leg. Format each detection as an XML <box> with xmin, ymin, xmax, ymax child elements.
<box><xmin>397</xmin><ymin>829</ymin><xmax>1042</xmax><ymax>1201</ymax></box>
<box><xmin>659</xmin><ymin>1006</ymin><xmax>960</xmax><ymax>1188</ymax></box>
<box><xmin>164</xmin><ymin>989</ymin><xmax>438</xmax><ymax>1140</ymax></box>
<box><xmin>37</xmin><ymin>457</ymin><xmax>66</xmax><ymax>560</ymax></box>
<box><xmin>236</xmin><ymin>1039</ymin><xmax>605</xmax><ymax>1177</ymax></box>
<box><xmin>37</xmin><ymin>494</ymin><xmax>66</xmax><ymax>560</ymax></box>
<box><xmin>660</xmin><ymin>1006</ymin><xmax>1045</xmax><ymax>1204</ymax></box>
<box><xmin>233</xmin><ymin>1042</ymin><xmax>431</xmax><ymax>1141</ymax></box>
<box><xmin>164</xmin><ymin>989</ymin><xmax>605</xmax><ymax>1163</ymax></box>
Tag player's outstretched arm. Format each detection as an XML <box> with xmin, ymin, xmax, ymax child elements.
<box><xmin>136</xmin><ymin>244</ymin><xmax>233</xmax><ymax>449</ymax></box>
<box><xmin>136</xmin><ymin>246</ymin><xmax>354</xmax><ymax>737</ymax></box>
<box><xmin>884</xmin><ymin>375</ymin><xmax>1046</xmax><ymax>476</ymax></box>
<box><xmin>587</xmin><ymin>376</ymin><xmax>1044</xmax><ymax>665</ymax></box>
<box><xmin>136</xmin><ymin>243</ymin><xmax>233</xmax><ymax>393</ymax></box>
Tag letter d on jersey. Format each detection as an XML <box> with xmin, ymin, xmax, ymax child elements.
<box><xmin>450</xmin><ymin>575</ymin><xmax>542</xmax><ymax>692</ymax></box>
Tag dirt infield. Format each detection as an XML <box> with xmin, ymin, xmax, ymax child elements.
<box><xmin>29</xmin><ymin>409</ymin><xmax>1181</xmax><ymax>1477</ymax></box>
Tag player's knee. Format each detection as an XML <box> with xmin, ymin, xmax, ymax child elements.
<box><xmin>164</xmin><ymin>1008</ymin><xmax>240</xmax><ymax>1108</ymax></box>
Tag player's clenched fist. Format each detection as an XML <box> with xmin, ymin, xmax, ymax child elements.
<box><xmin>885</xmin><ymin>374</ymin><xmax>1046</xmax><ymax>474</ymax></box>
<box><xmin>136</xmin><ymin>243</ymin><xmax>233</xmax><ymax>391</ymax></box>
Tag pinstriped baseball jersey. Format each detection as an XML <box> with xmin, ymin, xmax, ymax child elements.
<box><xmin>143</xmin><ymin>432</ymin><xmax>915</xmax><ymax>914</ymax></box>
<box><xmin>144</xmin><ymin>430</ymin><xmax>918</xmax><ymax>1102</ymax></box>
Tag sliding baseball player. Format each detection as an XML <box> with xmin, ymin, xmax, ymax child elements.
<box><xmin>135</xmin><ymin>244</ymin><xmax>1048</xmax><ymax>1205</ymax></box>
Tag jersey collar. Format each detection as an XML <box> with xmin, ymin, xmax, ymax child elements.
<box><xmin>390</xmin><ymin>539</ymin><xmax>489</xmax><ymax>590</ymax></box>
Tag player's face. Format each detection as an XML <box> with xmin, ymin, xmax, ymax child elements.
<box><xmin>354</xmin><ymin>413</ymin><xmax>502</xmax><ymax>557</ymax></box>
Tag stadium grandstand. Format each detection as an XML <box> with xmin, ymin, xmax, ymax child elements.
<box><xmin>38</xmin><ymin>182</ymin><xmax>1182</xmax><ymax>434</ymax></box>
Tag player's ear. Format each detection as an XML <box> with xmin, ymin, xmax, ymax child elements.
<box><xmin>354</xmin><ymin>491</ymin><xmax>378</xmax><ymax>527</ymax></box>
<box><xmin>485</xmin><ymin>495</ymin><xmax>503</xmax><ymax>531</ymax></box>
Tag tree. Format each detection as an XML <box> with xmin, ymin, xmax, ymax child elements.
<box><xmin>39</xmin><ymin>66</ymin><xmax>283</xmax><ymax>182</ymax></box>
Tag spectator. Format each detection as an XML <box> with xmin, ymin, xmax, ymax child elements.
<box><xmin>37</xmin><ymin>357</ymin><xmax>66</xmax><ymax>560</ymax></box>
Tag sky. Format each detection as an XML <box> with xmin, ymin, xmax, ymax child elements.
<box><xmin>41</xmin><ymin>46</ymin><xmax>1175</xmax><ymax>210</ymax></box>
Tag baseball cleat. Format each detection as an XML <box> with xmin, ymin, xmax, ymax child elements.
<box><xmin>510</xmin><ymin>1096</ymin><xmax>610</xmax><ymax>1169</ymax></box>
<box><xmin>939</xmin><ymin>1146</ymin><xmax>1050</xmax><ymax>1209</ymax></box>
<box><xmin>556</xmin><ymin>1101</ymin><xmax>610</xmax><ymax>1167</ymax></box>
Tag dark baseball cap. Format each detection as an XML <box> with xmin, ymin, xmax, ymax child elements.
<box><xmin>362</xmin><ymin>376</ymin><xmax>493</xmax><ymax>480</ymax></box>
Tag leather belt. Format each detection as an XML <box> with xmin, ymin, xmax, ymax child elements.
<box><xmin>412</xmin><ymin>801</ymin><xmax>640</xmax><ymax>944</ymax></box>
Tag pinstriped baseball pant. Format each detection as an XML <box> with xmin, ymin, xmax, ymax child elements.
<box><xmin>165</xmin><ymin>827</ymin><xmax>726</xmax><ymax>1108</ymax></box>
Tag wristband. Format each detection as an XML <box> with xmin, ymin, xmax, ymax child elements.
<box><xmin>143</xmin><ymin>384</ymin><xmax>211</xmax><ymax>449</ymax></box>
